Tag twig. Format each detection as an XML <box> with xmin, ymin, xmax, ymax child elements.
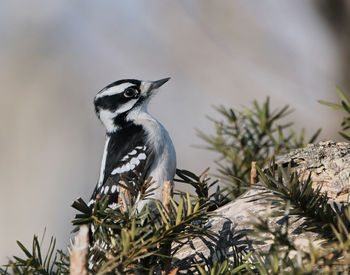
<box><xmin>168</xmin><ymin>267</ymin><xmax>179</xmax><ymax>275</ymax></box>
<box><xmin>160</xmin><ymin>181</ymin><xmax>173</xmax><ymax>275</ymax></box>
<box><xmin>70</xmin><ymin>225</ymin><xmax>89</xmax><ymax>275</ymax></box>
<box><xmin>250</xmin><ymin>161</ymin><xmax>257</xmax><ymax>185</ymax></box>
<box><xmin>162</xmin><ymin>181</ymin><xmax>173</xmax><ymax>215</ymax></box>
<box><xmin>118</xmin><ymin>182</ymin><xmax>131</xmax><ymax>213</ymax></box>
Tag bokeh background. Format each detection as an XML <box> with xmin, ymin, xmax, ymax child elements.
<box><xmin>1</xmin><ymin>0</ymin><xmax>350</xmax><ymax>263</ymax></box>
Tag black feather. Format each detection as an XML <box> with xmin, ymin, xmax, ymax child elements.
<box><xmin>89</xmin><ymin>124</ymin><xmax>154</xmax><ymax>206</ymax></box>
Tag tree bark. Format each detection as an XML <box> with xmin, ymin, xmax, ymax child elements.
<box><xmin>172</xmin><ymin>141</ymin><xmax>350</xmax><ymax>269</ymax></box>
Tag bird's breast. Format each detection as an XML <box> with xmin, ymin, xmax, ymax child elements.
<box><xmin>141</xmin><ymin>120</ymin><xmax>177</xmax><ymax>200</ymax></box>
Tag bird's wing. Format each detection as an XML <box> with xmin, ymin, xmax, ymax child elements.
<box><xmin>89</xmin><ymin>142</ymin><xmax>154</xmax><ymax>207</ymax></box>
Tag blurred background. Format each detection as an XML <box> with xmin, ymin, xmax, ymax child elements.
<box><xmin>1</xmin><ymin>0</ymin><xmax>350</xmax><ymax>263</ymax></box>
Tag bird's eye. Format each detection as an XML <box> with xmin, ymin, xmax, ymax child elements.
<box><xmin>124</xmin><ymin>87</ymin><xmax>138</xmax><ymax>98</ymax></box>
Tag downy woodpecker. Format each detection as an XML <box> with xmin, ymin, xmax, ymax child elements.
<box><xmin>89</xmin><ymin>78</ymin><xmax>176</xmax><ymax>210</ymax></box>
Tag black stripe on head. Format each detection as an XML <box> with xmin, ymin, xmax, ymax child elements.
<box><xmin>94</xmin><ymin>79</ymin><xmax>142</xmax><ymax>112</ymax></box>
<box><xmin>104</xmin><ymin>79</ymin><xmax>141</xmax><ymax>90</ymax></box>
<box><xmin>94</xmin><ymin>93</ymin><xmax>134</xmax><ymax>112</ymax></box>
<box><xmin>94</xmin><ymin>79</ymin><xmax>147</xmax><ymax>129</ymax></box>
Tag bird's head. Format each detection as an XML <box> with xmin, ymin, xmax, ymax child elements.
<box><xmin>94</xmin><ymin>77</ymin><xmax>170</xmax><ymax>133</ymax></box>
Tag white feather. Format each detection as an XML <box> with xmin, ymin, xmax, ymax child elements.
<box><xmin>130</xmin><ymin>157</ymin><xmax>140</xmax><ymax>166</ymax></box>
<box><xmin>126</xmin><ymin>104</ymin><xmax>177</xmax><ymax>203</ymax></box>
<box><xmin>111</xmin><ymin>185</ymin><xmax>117</xmax><ymax>193</ymax></box>
<box><xmin>138</xmin><ymin>153</ymin><xmax>147</xmax><ymax>160</ymax></box>
<box><xmin>111</xmin><ymin>167</ymin><xmax>121</xmax><ymax>175</ymax></box>
<box><xmin>124</xmin><ymin>163</ymin><xmax>131</xmax><ymax>172</ymax></box>
<box><xmin>99</xmin><ymin>98</ymin><xmax>138</xmax><ymax>133</ymax></box>
<box><xmin>98</xmin><ymin>136</ymin><xmax>110</xmax><ymax>187</ymax></box>
<box><xmin>99</xmin><ymin>109</ymin><xmax>118</xmax><ymax>133</ymax></box>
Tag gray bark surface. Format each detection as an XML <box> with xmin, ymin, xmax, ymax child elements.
<box><xmin>172</xmin><ymin>141</ymin><xmax>350</xmax><ymax>269</ymax></box>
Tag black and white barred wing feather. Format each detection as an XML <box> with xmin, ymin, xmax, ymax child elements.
<box><xmin>88</xmin><ymin>133</ymin><xmax>154</xmax><ymax>208</ymax></box>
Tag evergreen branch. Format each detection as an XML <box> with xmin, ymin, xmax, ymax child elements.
<box><xmin>197</xmin><ymin>98</ymin><xmax>320</xmax><ymax>199</ymax></box>
<box><xmin>247</xmin><ymin>161</ymin><xmax>350</xmax><ymax>273</ymax></box>
<box><xmin>256</xmin><ymin>161</ymin><xmax>337</xmax><ymax>237</ymax></box>
<box><xmin>319</xmin><ymin>87</ymin><xmax>350</xmax><ymax>141</ymax></box>
<box><xmin>70</xmin><ymin>169</ymin><xmax>218</xmax><ymax>274</ymax></box>
<box><xmin>0</xmin><ymin>233</ymin><xmax>69</xmax><ymax>275</ymax></box>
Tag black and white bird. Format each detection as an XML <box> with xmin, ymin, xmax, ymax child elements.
<box><xmin>88</xmin><ymin>77</ymin><xmax>176</xmax><ymax>210</ymax></box>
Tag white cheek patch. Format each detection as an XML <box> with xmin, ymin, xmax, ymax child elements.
<box><xmin>98</xmin><ymin>98</ymin><xmax>138</xmax><ymax>133</ymax></box>
<box><xmin>95</xmin><ymin>83</ymin><xmax>135</xmax><ymax>99</ymax></box>
<box><xmin>115</xmin><ymin>99</ymin><xmax>138</xmax><ymax>114</ymax></box>
<box><xmin>99</xmin><ymin>110</ymin><xmax>118</xmax><ymax>133</ymax></box>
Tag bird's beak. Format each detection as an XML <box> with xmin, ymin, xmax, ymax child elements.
<box><xmin>140</xmin><ymin>77</ymin><xmax>170</xmax><ymax>98</ymax></box>
<box><xmin>150</xmin><ymin>77</ymin><xmax>171</xmax><ymax>90</ymax></box>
